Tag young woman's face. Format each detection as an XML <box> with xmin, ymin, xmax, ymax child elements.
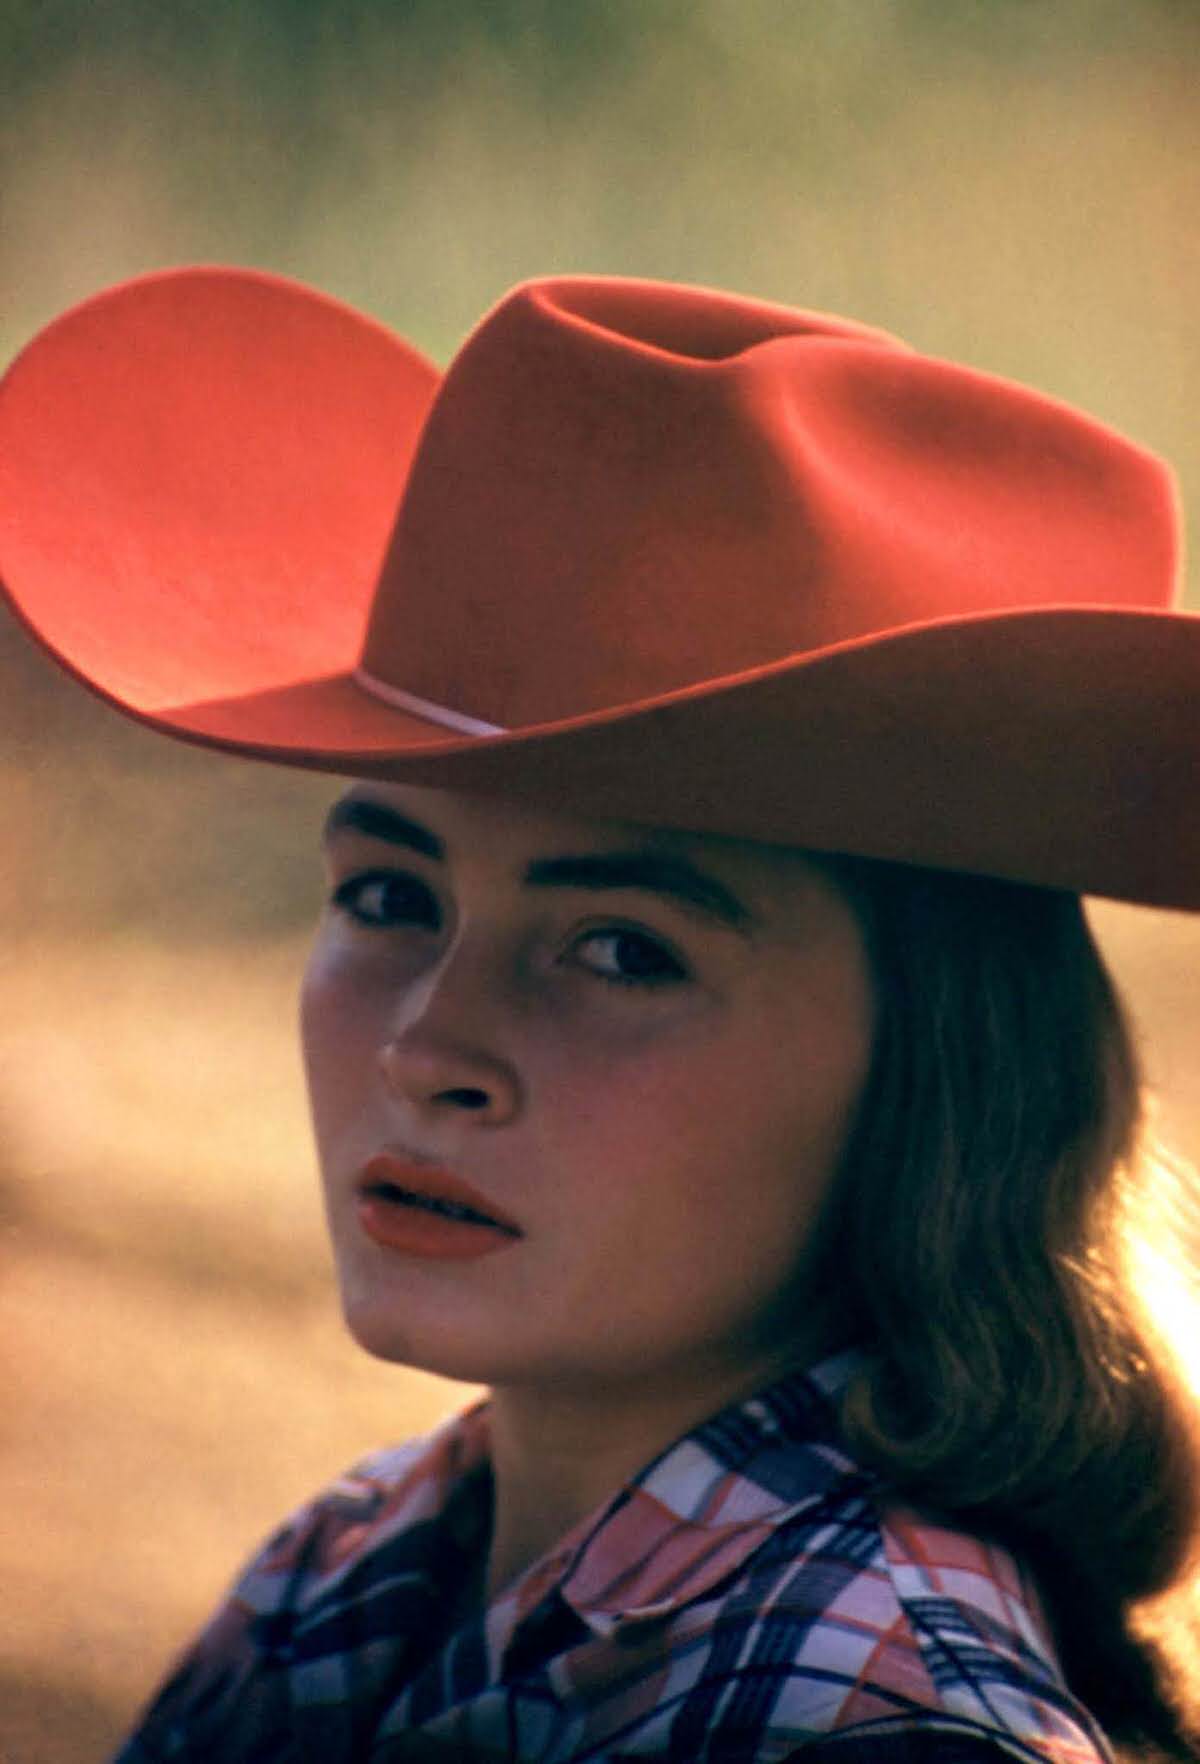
<box><xmin>302</xmin><ymin>784</ymin><xmax>875</xmax><ymax>1393</ymax></box>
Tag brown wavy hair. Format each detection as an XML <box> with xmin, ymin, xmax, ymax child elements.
<box><xmin>814</xmin><ymin>860</ymin><xmax>1200</xmax><ymax>1760</ymax></box>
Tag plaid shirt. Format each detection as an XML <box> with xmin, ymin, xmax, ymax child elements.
<box><xmin>113</xmin><ymin>1355</ymin><xmax>1111</xmax><ymax>1763</ymax></box>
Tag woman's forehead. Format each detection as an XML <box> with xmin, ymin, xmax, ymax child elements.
<box><xmin>327</xmin><ymin>779</ymin><xmax>629</xmax><ymax>851</ymax></box>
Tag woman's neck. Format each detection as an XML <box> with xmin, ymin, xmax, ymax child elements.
<box><xmin>481</xmin><ymin>1343</ymin><xmax>823</xmax><ymax>1602</ymax></box>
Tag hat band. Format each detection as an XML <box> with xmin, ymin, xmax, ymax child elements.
<box><xmin>353</xmin><ymin>666</ymin><xmax>507</xmax><ymax>737</ymax></box>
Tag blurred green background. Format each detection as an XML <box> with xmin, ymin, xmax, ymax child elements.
<box><xmin>2</xmin><ymin>4</ymin><xmax>1198</xmax><ymax>1758</ymax></box>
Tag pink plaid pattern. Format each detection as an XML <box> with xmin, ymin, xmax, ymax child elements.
<box><xmin>114</xmin><ymin>1355</ymin><xmax>1112</xmax><ymax>1762</ymax></box>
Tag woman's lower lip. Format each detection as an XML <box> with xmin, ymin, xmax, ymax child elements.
<box><xmin>355</xmin><ymin>1191</ymin><xmax>522</xmax><ymax>1260</ymax></box>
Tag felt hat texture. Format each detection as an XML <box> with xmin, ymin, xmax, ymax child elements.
<box><xmin>0</xmin><ymin>267</ymin><xmax>1196</xmax><ymax>907</ymax></box>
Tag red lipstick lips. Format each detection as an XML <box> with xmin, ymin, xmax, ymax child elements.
<box><xmin>355</xmin><ymin>1153</ymin><xmax>523</xmax><ymax>1261</ymax></box>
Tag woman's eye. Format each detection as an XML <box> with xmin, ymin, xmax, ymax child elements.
<box><xmin>330</xmin><ymin>870</ymin><xmax>438</xmax><ymax>929</ymax></box>
<box><xmin>572</xmin><ymin>928</ymin><xmax>687</xmax><ymax>988</ymax></box>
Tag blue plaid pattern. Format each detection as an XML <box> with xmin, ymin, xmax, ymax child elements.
<box><xmin>112</xmin><ymin>1354</ymin><xmax>1112</xmax><ymax>1763</ymax></box>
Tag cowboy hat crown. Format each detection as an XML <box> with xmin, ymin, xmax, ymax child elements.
<box><xmin>362</xmin><ymin>276</ymin><xmax>1176</xmax><ymax>731</ymax></box>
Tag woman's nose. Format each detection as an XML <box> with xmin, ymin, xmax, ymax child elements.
<box><xmin>375</xmin><ymin>954</ymin><xmax>521</xmax><ymax>1126</ymax></box>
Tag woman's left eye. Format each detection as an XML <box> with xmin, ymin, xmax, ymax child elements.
<box><xmin>571</xmin><ymin>928</ymin><xmax>688</xmax><ymax>988</ymax></box>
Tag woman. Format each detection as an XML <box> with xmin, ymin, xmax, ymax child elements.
<box><xmin>1</xmin><ymin>268</ymin><xmax>1198</xmax><ymax>1762</ymax></box>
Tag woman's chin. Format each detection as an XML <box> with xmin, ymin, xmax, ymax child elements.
<box><xmin>337</xmin><ymin>1288</ymin><xmax>515</xmax><ymax>1386</ymax></box>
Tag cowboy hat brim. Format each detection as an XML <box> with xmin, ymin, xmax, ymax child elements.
<box><xmin>8</xmin><ymin>583</ymin><xmax>1198</xmax><ymax>909</ymax></box>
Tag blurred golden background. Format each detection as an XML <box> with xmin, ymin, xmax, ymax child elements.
<box><xmin>2</xmin><ymin>4</ymin><xmax>1198</xmax><ymax>1758</ymax></box>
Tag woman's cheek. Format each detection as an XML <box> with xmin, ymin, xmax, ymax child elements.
<box><xmin>302</xmin><ymin>931</ymin><xmax>413</xmax><ymax>1035</ymax></box>
<box><xmin>300</xmin><ymin>942</ymin><xmax>388</xmax><ymax>1119</ymax></box>
<box><xmin>300</xmin><ymin>943</ymin><xmax>352</xmax><ymax>1060</ymax></box>
<box><xmin>529</xmin><ymin>971</ymin><xmax>724</xmax><ymax>1062</ymax></box>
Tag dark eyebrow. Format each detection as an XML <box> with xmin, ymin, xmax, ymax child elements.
<box><xmin>322</xmin><ymin>797</ymin><xmax>444</xmax><ymax>860</ymax></box>
<box><xmin>522</xmin><ymin>851</ymin><xmax>754</xmax><ymax>934</ymax></box>
<box><xmin>323</xmin><ymin>798</ymin><xmax>753</xmax><ymax>934</ymax></box>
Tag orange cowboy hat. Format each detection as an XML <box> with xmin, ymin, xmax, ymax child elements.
<box><xmin>1</xmin><ymin>267</ymin><xmax>1196</xmax><ymax>907</ymax></box>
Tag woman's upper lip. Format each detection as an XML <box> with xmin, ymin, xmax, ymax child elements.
<box><xmin>357</xmin><ymin>1152</ymin><xmax>524</xmax><ymax>1235</ymax></box>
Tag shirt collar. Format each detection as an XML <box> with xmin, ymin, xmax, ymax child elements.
<box><xmin>485</xmin><ymin>1350</ymin><xmax>867</xmax><ymax>1643</ymax></box>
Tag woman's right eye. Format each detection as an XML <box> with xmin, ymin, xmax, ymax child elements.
<box><xmin>330</xmin><ymin>870</ymin><xmax>439</xmax><ymax>929</ymax></box>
